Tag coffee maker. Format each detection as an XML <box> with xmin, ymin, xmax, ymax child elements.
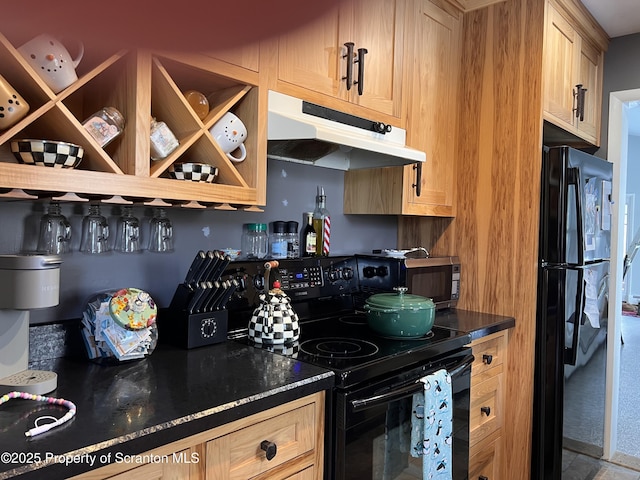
<box><xmin>0</xmin><ymin>254</ymin><xmax>61</xmax><ymax>395</ymax></box>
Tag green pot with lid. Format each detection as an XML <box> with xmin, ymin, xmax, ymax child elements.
<box><xmin>364</xmin><ymin>287</ymin><xmax>435</xmax><ymax>338</ymax></box>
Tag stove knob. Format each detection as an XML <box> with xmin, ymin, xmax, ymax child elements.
<box><xmin>235</xmin><ymin>274</ymin><xmax>248</xmax><ymax>292</ymax></box>
<box><xmin>253</xmin><ymin>274</ymin><xmax>265</xmax><ymax>290</ymax></box>
<box><xmin>342</xmin><ymin>267</ymin><xmax>354</xmax><ymax>280</ymax></box>
<box><xmin>363</xmin><ymin>266</ymin><xmax>376</xmax><ymax>278</ymax></box>
<box><xmin>376</xmin><ymin>266</ymin><xmax>389</xmax><ymax>277</ymax></box>
<box><xmin>328</xmin><ymin>268</ymin><xmax>341</xmax><ymax>282</ymax></box>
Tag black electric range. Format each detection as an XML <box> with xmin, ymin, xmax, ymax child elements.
<box><xmin>223</xmin><ymin>256</ymin><xmax>471</xmax><ymax>388</ymax></box>
<box><xmin>222</xmin><ymin>255</ymin><xmax>473</xmax><ymax>480</ymax></box>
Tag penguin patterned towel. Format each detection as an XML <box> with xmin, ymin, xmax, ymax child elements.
<box><xmin>410</xmin><ymin>368</ymin><xmax>453</xmax><ymax>479</ymax></box>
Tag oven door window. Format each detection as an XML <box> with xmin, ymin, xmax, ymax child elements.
<box><xmin>334</xmin><ymin>357</ymin><xmax>471</xmax><ymax>480</ymax></box>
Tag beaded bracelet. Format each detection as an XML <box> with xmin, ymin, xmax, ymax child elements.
<box><xmin>0</xmin><ymin>391</ymin><xmax>77</xmax><ymax>437</ymax></box>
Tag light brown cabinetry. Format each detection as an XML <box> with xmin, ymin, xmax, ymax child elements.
<box><xmin>343</xmin><ymin>0</ymin><xmax>462</xmax><ymax>217</ymax></box>
<box><xmin>70</xmin><ymin>392</ymin><xmax>325</xmax><ymax>480</ymax></box>
<box><xmin>0</xmin><ymin>31</ymin><xmax>267</xmax><ymax>207</ymax></box>
<box><xmin>468</xmin><ymin>331</ymin><xmax>508</xmax><ymax>480</ymax></box>
<box><xmin>275</xmin><ymin>0</ymin><xmax>405</xmax><ymax>120</ymax></box>
<box><xmin>542</xmin><ymin>0</ymin><xmax>608</xmax><ymax>146</ymax></box>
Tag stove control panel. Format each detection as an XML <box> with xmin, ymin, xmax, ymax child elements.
<box><xmin>223</xmin><ymin>256</ymin><xmax>359</xmax><ymax>303</ymax></box>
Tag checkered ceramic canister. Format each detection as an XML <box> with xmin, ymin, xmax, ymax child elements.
<box><xmin>248</xmin><ymin>289</ymin><xmax>300</xmax><ymax>345</ymax></box>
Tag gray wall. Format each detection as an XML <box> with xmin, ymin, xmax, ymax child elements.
<box><xmin>0</xmin><ymin>159</ymin><xmax>398</xmax><ymax>323</ymax></box>
<box><xmin>598</xmin><ymin>32</ymin><xmax>640</xmax><ymax>156</ymax></box>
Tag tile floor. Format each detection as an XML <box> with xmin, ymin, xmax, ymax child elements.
<box><xmin>563</xmin><ymin>450</ymin><xmax>640</xmax><ymax>480</ymax></box>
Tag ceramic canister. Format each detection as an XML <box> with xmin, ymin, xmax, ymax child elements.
<box><xmin>0</xmin><ymin>74</ymin><xmax>29</xmax><ymax>130</ymax></box>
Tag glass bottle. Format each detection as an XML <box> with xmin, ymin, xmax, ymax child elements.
<box><xmin>286</xmin><ymin>221</ymin><xmax>299</xmax><ymax>259</ymax></box>
<box><xmin>312</xmin><ymin>186</ymin><xmax>330</xmax><ymax>256</ymax></box>
<box><xmin>82</xmin><ymin>107</ymin><xmax>125</xmax><ymax>148</ymax></box>
<box><xmin>302</xmin><ymin>212</ymin><xmax>317</xmax><ymax>257</ymax></box>
<box><xmin>150</xmin><ymin>117</ymin><xmax>179</xmax><ymax>160</ymax></box>
<box><xmin>269</xmin><ymin>221</ymin><xmax>288</xmax><ymax>260</ymax></box>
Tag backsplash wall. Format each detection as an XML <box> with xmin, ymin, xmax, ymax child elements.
<box><xmin>0</xmin><ymin>159</ymin><xmax>398</xmax><ymax>323</ymax></box>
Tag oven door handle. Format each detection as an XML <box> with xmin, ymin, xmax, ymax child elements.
<box><xmin>350</xmin><ymin>354</ymin><xmax>474</xmax><ymax>412</ymax></box>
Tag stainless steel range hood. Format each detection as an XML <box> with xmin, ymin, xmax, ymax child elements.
<box><xmin>267</xmin><ymin>91</ymin><xmax>426</xmax><ymax>170</ymax></box>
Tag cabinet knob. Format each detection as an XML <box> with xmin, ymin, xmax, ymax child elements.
<box><xmin>479</xmin><ymin>476</ymin><xmax>489</xmax><ymax>480</ymax></box>
<box><xmin>481</xmin><ymin>406</ymin><xmax>491</xmax><ymax>416</ymax></box>
<box><xmin>482</xmin><ymin>354</ymin><xmax>493</xmax><ymax>365</ymax></box>
<box><xmin>260</xmin><ymin>440</ymin><xmax>277</xmax><ymax>461</ymax></box>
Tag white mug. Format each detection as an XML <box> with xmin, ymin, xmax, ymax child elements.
<box><xmin>209</xmin><ymin>112</ymin><xmax>247</xmax><ymax>163</ymax></box>
<box><xmin>18</xmin><ymin>34</ymin><xmax>84</xmax><ymax>94</ymax></box>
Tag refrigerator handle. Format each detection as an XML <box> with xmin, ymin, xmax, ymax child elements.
<box><xmin>568</xmin><ymin>167</ymin><xmax>585</xmax><ymax>265</ymax></box>
<box><xmin>564</xmin><ymin>267</ymin><xmax>585</xmax><ymax>366</ymax></box>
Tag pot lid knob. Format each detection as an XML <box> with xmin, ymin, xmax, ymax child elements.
<box><xmin>393</xmin><ymin>286</ymin><xmax>408</xmax><ymax>295</ymax></box>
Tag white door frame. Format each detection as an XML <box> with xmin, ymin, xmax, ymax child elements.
<box><xmin>603</xmin><ymin>88</ymin><xmax>639</xmax><ymax>460</ymax></box>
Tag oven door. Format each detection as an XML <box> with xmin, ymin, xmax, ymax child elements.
<box><xmin>332</xmin><ymin>349</ymin><xmax>473</xmax><ymax>480</ymax></box>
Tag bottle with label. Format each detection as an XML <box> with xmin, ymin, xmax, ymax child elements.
<box><xmin>312</xmin><ymin>186</ymin><xmax>330</xmax><ymax>256</ymax></box>
<box><xmin>302</xmin><ymin>212</ymin><xmax>317</xmax><ymax>257</ymax></box>
<box><xmin>286</xmin><ymin>221</ymin><xmax>299</xmax><ymax>258</ymax></box>
<box><xmin>269</xmin><ymin>221</ymin><xmax>288</xmax><ymax>259</ymax></box>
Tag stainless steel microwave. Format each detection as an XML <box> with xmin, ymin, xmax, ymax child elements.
<box><xmin>355</xmin><ymin>255</ymin><xmax>460</xmax><ymax>309</ymax></box>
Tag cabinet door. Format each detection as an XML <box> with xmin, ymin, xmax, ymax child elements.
<box><xmin>576</xmin><ymin>38</ymin><xmax>602</xmax><ymax>142</ymax></box>
<box><xmin>402</xmin><ymin>0</ymin><xmax>461</xmax><ymax>216</ymax></box>
<box><xmin>543</xmin><ymin>2</ymin><xmax>578</xmax><ymax>127</ymax></box>
<box><xmin>348</xmin><ymin>0</ymin><xmax>404</xmax><ymax>117</ymax></box>
<box><xmin>277</xmin><ymin>9</ymin><xmax>344</xmax><ymax>99</ymax></box>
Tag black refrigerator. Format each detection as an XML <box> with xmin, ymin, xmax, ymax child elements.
<box><xmin>532</xmin><ymin>146</ymin><xmax>613</xmax><ymax>480</ymax></box>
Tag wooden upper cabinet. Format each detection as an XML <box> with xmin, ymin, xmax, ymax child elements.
<box><xmin>344</xmin><ymin>0</ymin><xmax>461</xmax><ymax>217</ymax></box>
<box><xmin>401</xmin><ymin>0</ymin><xmax>461</xmax><ymax>216</ymax></box>
<box><xmin>276</xmin><ymin>0</ymin><xmax>404</xmax><ymax>119</ymax></box>
<box><xmin>542</xmin><ymin>0</ymin><xmax>607</xmax><ymax>146</ymax></box>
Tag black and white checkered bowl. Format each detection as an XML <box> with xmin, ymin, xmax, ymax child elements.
<box><xmin>168</xmin><ymin>162</ymin><xmax>218</xmax><ymax>183</ymax></box>
<box><xmin>11</xmin><ymin>139</ymin><xmax>84</xmax><ymax>168</ymax></box>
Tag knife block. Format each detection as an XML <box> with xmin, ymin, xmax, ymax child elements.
<box><xmin>160</xmin><ymin>284</ymin><xmax>228</xmax><ymax>349</ymax></box>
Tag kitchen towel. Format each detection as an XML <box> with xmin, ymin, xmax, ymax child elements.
<box><xmin>410</xmin><ymin>368</ymin><xmax>453</xmax><ymax>479</ymax></box>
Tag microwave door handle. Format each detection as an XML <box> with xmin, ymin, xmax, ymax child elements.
<box><xmin>350</xmin><ymin>354</ymin><xmax>474</xmax><ymax>412</ymax></box>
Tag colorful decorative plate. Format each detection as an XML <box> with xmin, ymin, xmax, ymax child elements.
<box><xmin>109</xmin><ymin>287</ymin><xmax>157</xmax><ymax>330</ymax></box>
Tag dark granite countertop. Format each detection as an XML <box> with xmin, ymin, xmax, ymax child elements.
<box><xmin>0</xmin><ymin>341</ymin><xmax>334</xmax><ymax>479</ymax></box>
<box><xmin>434</xmin><ymin>308</ymin><xmax>515</xmax><ymax>341</ymax></box>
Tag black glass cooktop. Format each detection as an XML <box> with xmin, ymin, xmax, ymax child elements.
<box><xmin>241</xmin><ymin>312</ymin><xmax>471</xmax><ymax>388</ymax></box>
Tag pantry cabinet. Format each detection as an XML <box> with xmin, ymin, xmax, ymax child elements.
<box><xmin>343</xmin><ymin>0</ymin><xmax>462</xmax><ymax>217</ymax></box>
<box><xmin>542</xmin><ymin>0</ymin><xmax>608</xmax><ymax>146</ymax></box>
<box><xmin>275</xmin><ymin>0</ymin><xmax>405</xmax><ymax>120</ymax></box>
<box><xmin>70</xmin><ymin>392</ymin><xmax>325</xmax><ymax>480</ymax></box>
<box><xmin>468</xmin><ymin>331</ymin><xmax>508</xmax><ymax>480</ymax></box>
<box><xmin>0</xmin><ymin>31</ymin><xmax>267</xmax><ymax>208</ymax></box>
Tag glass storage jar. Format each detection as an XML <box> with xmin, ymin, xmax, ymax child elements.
<box><xmin>82</xmin><ymin>107</ymin><xmax>125</xmax><ymax>148</ymax></box>
<box><xmin>150</xmin><ymin>117</ymin><xmax>179</xmax><ymax>160</ymax></box>
<box><xmin>241</xmin><ymin>223</ymin><xmax>268</xmax><ymax>259</ymax></box>
<box><xmin>269</xmin><ymin>221</ymin><xmax>288</xmax><ymax>260</ymax></box>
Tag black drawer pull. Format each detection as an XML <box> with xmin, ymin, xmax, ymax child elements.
<box><xmin>479</xmin><ymin>476</ymin><xmax>489</xmax><ymax>480</ymax></box>
<box><xmin>260</xmin><ymin>440</ymin><xmax>277</xmax><ymax>461</ymax></box>
<box><xmin>482</xmin><ymin>354</ymin><xmax>493</xmax><ymax>365</ymax></box>
<box><xmin>480</xmin><ymin>406</ymin><xmax>491</xmax><ymax>416</ymax></box>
